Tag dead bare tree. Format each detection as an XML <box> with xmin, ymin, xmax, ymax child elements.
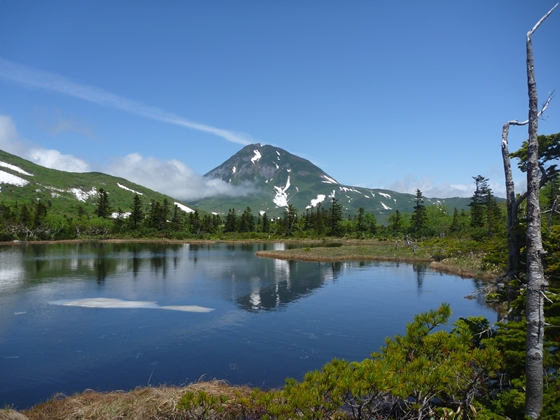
<box><xmin>501</xmin><ymin>95</ymin><xmax>553</xmax><ymax>279</ymax></box>
<box><xmin>523</xmin><ymin>4</ymin><xmax>557</xmax><ymax>418</ymax></box>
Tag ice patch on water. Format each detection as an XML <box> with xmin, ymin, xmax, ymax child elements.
<box><xmin>49</xmin><ymin>298</ymin><xmax>214</xmax><ymax>313</ymax></box>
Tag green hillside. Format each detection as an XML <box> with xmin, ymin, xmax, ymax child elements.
<box><xmin>0</xmin><ymin>149</ymin><xmax>196</xmax><ymax>216</ymax></box>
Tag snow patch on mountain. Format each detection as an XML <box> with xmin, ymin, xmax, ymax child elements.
<box><xmin>0</xmin><ymin>161</ymin><xmax>33</xmax><ymax>176</ymax></box>
<box><xmin>0</xmin><ymin>170</ymin><xmax>29</xmax><ymax>186</ymax></box>
<box><xmin>307</xmin><ymin>194</ymin><xmax>326</xmax><ymax>209</ymax></box>
<box><xmin>273</xmin><ymin>176</ymin><xmax>291</xmax><ymax>207</ymax></box>
<box><xmin>111</xmin><ymin>211</ymin><xmax>131</xmax><ymax>219</ymax></box>
<box><xmin>175</xmin><ymin>202</ymin><xmax>195</xmax><ymax>213</ymax></box>
<box><xmin>117</xmin><ymin>182</ymin><xmax>143</xmax><ymax>195</ymax></box>
<box><xmin>69</xmin><ymin>187</ymin><xmax>97</xmax><ymax>202</ymax></box>
<box><xmin>379</xmin><ymin>192</ymin><xmax>391</xmax><ymax>199</ymax></box>
<box><xmin>42</xmin><ymin>185</ymin><xmax>65</xmax><ymax>193</ymax></box>
<box><xmin>340</xmin><ymin>186</ymin><xmax>361</xmax><ymax>194</ymax></box>
<box><xmin>381</xmin><ymin>202</ymin><xmax>392</xmax><ymax>210</ymax></box>
<box><xmin>251</xmin><ymin>150</ymin><xmax>262</xmax><ymax>164</ymax></box>
<box><xmin>321</xmin><ymin>174</ymin><xmax>338</xmax><ymax>184</ymax></box>
<box><xmin>232</xmin><ymin>166</ymin><xmax>236</xmax><ymax>174</ymax></box>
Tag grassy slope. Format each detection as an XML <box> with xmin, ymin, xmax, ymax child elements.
<box><xmin>0</xmin><ymin>149</ymin><xmax>198</xmax><ymax>216</ymax></box>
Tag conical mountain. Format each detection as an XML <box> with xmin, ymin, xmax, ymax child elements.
<box><xmin>195</xmin><ymin>143</ymin><xmax>471</xmax><ymax>221</ymax></box>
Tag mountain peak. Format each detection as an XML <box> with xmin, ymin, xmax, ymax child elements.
<box><xmin>196</xmin><ymin>144</ymin><xmax>471</xmax><ymax>220</ymax></box>
<box><xmin>204</xmin><ymin>143</ymin><xmax>336</xmax><ymax>187</ymax></box>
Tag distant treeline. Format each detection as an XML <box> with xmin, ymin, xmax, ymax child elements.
<box><xmin>0</xmin><ymin>176</ymin><xmax>519</xmax><ymax>242</ymax></box>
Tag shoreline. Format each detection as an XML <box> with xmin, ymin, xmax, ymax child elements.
<box><xmin>0</xmin><ymin>237</ymin><xmax>501</xmax><ymax>281</ymax></box>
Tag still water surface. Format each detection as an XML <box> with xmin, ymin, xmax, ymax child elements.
<box><xmin>0</xmin><ymin>242</ymin><xmax>496</xmax><ymax>409</ymax></box>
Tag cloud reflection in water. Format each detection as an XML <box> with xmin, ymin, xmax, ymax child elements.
<box><xmin>49</xmin><ymin>298</ymin><xmax>214</xmax><ymax>313</ymax></box>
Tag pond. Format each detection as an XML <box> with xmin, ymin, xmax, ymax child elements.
<box><xmin>0</xmin><ymin>242</ymin><xmax>496</xmax><ymax>410</ymax></box>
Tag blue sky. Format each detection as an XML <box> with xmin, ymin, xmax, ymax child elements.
<box><xmin>0</xmin><ymin>1</ymin><xmax>559</xmax><ymax>201</ymax></box>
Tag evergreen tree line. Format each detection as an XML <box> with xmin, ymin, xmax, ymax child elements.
<box><xmin>0</xmin><ymin>180</ymin><xmax>506</xmax><ymax>242</ymax></box>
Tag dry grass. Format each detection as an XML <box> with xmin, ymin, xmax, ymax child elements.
<box><xmin>256</xmin><ymin>241</ymin><xmax>502</xmax><ymax>281</ymax></box>
<box><xmin>256</xmin><ymin>243</ymin><xmax>431</xmax><ymax>263</ymax></box>
<box><xmin>1</xmin><ymin>381</ymin><xmax>254</xmax><ymax>420</ymax></box>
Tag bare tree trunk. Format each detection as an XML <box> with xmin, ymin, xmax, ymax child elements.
<box><xmin>501</xmin><ymin>94</ymin><xmax>552</xmax><ymax>279</ymax></box>
<box><xmin>524</xmin><ymin>4</ymin><xmax>557</xmax><ymax>418</ymax></box>
<box><xmin>501</xmin><ymin>122</ymin><xmax>521</xmax><ymax>278</ymax></box>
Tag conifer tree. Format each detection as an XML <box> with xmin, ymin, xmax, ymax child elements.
<box><xmin>449</xmin><ymin>208</ymin><xmax>463</xmax><ymax>234</ymax></box>
<box><xmin>129</xmin><ymin>194</ymin><xmax>144</xmax><ymax>229</ymax></box>
<box><xmin>224</xmin><ymin>209</ymin><xmax>237</xmax><ymax>233</ymax></box>
<box><xmin>285</xmin><ymin>204</ymin><xmax>298</xmax><ymax>235</ymax></box>
<box><xmin>328</xmin><ymin>197</ymin><xmax>343</xmax><ymax>236</ymax></box>
<box><xmin>262</xmin><ymin>212</ymin><xmax>270</xmax><ymax>233</ymax></box>
<box><xmin>389</xmin><ymin>209</ymin><xmax>405</xmax><ymax>234</ymax></box>
<box><xmin>410</xmin><ymin>189</ymin><xmax>427</xmax><ymax>236</ymax></box>
<box><xmin>189</xmin><ymin>210</ymin><xmax>201</xmax><ymax>234</ymax></box>
<box><xmin>470</xmin><ymin>175</ymin><xmax>489</xmax><ymax>229</ymax></box>
<box><xmin>33</xmin><ymin>201</ymin><xmax>48</xmax><ymax>228</ymax></box>
<box><xmin>485</xmin><ymin>189</ymin><xmax>503</xmax><ymax>238</ymax></box>
<box><xmin>19</xmin><ymin>203</ymin><xmax>31</xmax><ymax>227</ymax></box>
<box><xmin>356</xmin><ymin>207</ymin><xmax>367</xmax><ymax>232</ymax></box>
<box><xmin>239</xmin><ymin>207</ymin><xmax>254</xmax><ymax>233</ymax></box>
<box><xmin>95</xmin><ymin>188</ymin><xmax>112</xmax><ymax>219</ymax></box>
<box><xmin>160</xmin><ymin>199</ymin><xmax>170</xmax><ymax>230</ymax></box>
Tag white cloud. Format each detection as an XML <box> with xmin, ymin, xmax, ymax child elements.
<box><xmin>0</xmin><ymin>114</ymin><xmax>28</xmax><ymax>156</ymax></box>
<box><xmin>0</xmin><ymin>114</ymin><xmax>91</xmax><ymax>172</ymax></box>
<box><xmin>28</xmin><ymin>148</ymin><xmax>90</xmax><ymax>172</ymax></box>
<box><xmin>0</xmin><ymin>58</ymin><xmax>254</xmax><ymax>146</ymax></box>
<box><xmin>382</xmin><ymin>174</ymin><xmax>514</xmax><ymax>199</ymax></box>
<box><xmin>0</xmin><ymin>113</ymin><xmax>254</xmax><ymax>201</ymax></box>
<box><xmin>105</xmin><ymin>153</ymin><xmax>255</xmax><ymax>201</ymax></box>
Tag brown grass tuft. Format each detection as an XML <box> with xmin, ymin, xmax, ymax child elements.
<box><xmin>6</xmin><ymin>381</ymin><xmax>254</xmax><ymax>420</ymax></box>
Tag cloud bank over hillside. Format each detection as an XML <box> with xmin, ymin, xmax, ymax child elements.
<box><xmin>379</xmin><ymin>173</ymin><xmax>511</xmax><ymax>199</ymax></box>
<box><xmin>1</xmin><ymin>112</ymin><xmax>515</xmax><ymax>201</ymax></box>
<box><xmin>106</xmin><ymin>153</ymin><xmax>255</xmax><ymax>201</ymax></box>
<box><xmin>0</xmin><ymin>114</ymin><xmax>253</xmax><ymax>201</ymax></box>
